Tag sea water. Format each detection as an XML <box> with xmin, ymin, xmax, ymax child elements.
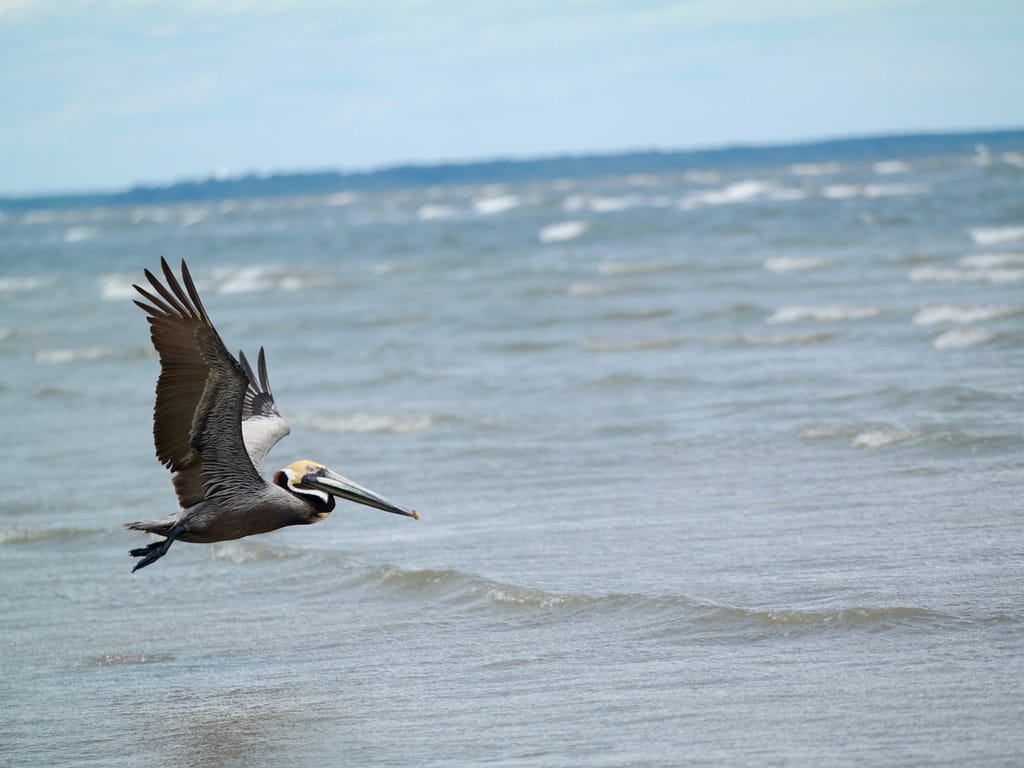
<box><xmin>2</xmin><ymin>142</ymin><xmax>1023</xmax><ymax>766</ymax></box>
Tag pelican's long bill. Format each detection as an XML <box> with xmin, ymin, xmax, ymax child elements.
<box><xmin>298</xmin><ymin>468</ymin><xmax>420</xmax><ymax>520</ymax></box>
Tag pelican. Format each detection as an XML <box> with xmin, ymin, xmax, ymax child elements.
<box><xmin>126</xmin><ymin>258</ymin><xmax>418</xmax><ymax>572</ymax></box>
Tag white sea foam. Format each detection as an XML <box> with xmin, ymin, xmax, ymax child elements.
<box><xmin>801</xmin><ymin>423</ymin><xmax>914</xmax><ymax>448</ymax></box>
<box><xmin>587</xmin><ymin>195</ymin><xmax>639</xmax><ymax>212</ymax></box>
<box><xmin>959</xmin><ymin>252</ymin><xmax>1024</xmax><ymax>268</ymax></box>
<box><xmin>822</xmin><ymin>184</ymin><xmax>860</xmax><ymax>199</ymax></box>
<box><xmin>932</xmin><ymin>329</ymin><xmax>997</xmax><ymax>350</ymax></box>
<box><xmin>968</xmin><ymin>226</ymin><xmax>1024</xmax><ymax>246</ymax></box>
<box><xmin>64</xmin><ymin>226</ymin><xmax>96</xmax><ymax>243</ymax></box>
<box><xmin>22</xmin><ymin>210</ymin><xmax>59</xmax><ymax>225</ymax></box>
<box><xmin>822</xmin><ymin>183</ymin><xmax>927</xmax><ymax>199</ymax></box>
<box><xmin>473</xmin><ymin>194</ymin><xmax>521</xmax><ymax>215</ymax></box>
<box><xmin>912</xmin><ymin>305</ymin><xmax>1017</xmax><ymax>326</ymax></box>
<box><xmin>98</xmin><ymin>273</ymin><xmax>138</xmax><ymax>300</ymax></box>
<box><xmin>790</xmin><ymin>162</ymin><xmax>841</xmax><ymax>176</ymax></box>
<box><xmin>873</xmin><ymin>160</ymin><xmax>912</xmax><ymax>175</ymax></box>
<box><xmin>34</xmin><ymin>346</ymin><xmax>113</xmax><ymax>364</ymax></box>
<box><xmin>325</xmin><ymin>191</ymin><xmax>358</xmax><ymax>206</ymax></box>
<box><xmin>852</xmin><ymin>426</ymin><xmax>915</xmax><ymax>449</ymax></box>
<box><xmin>417</xmin><ymin>204</ymin><xmax>458</xmax><ymax>221</ymax></box>
<box><xmin>292</xmin><ymin>412</ymin><xmax>432</xmax><ymax>435</ymax></box>
<box><xmin>0</xmin><ymin>276</ymin><xmax>46</xmax><ymax>293</ymax></box>
<box><xmin>679</xmin><ymin>180</ymin><xmax>776</xmax><ymax>209</ymax></box>
<box><xmin>909</xmin><ymin>266</ymin><xmax>1024</xmax><ymax>283</ymax></box>
<box><xmin>180</xmin><ymin>208</ymin><xmax>208</xmax><ymax>227</ymax></box>
<box><xmin>1002</xmin><ymin>152</ymin><xmax>1024</xmax><ymax>169</ymax></box>
<box><xmin>766</xmin><ymin>305</ymin><xmax>885</xmax><ymax>324</ymax></box>
<box><xmin>763</xmin><ymin>257</ymin><xmax>830</xmax><ymax>273</ymax></box>
<box><xmin>539</xmin><ymin>221</ymin><xmax>588</xmax><ymax>243</ymax></box>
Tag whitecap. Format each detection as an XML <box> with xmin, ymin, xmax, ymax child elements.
<box><xmin>587</xmin><ymin>195</ymin><xmax>639</xmax><ymax>212</ymax></box>
<box><xmin>292</xmin><ymin>412</ymin><xmax>432</xmax><ymax>435</ymax></box>
<box><xmin>959</xmin><ymin>252</ymin><xmax>1024</xmax><ymax>268</ymax></box>
<box><xmin>908</xmin><ymin>266</ymin><xmax>1024</xmax><ymax>283</ymax></box>
<box><xmin>1002</xmin><ymin>152</ymin><xmax>1024</xmax><ymax>169</ymax></box>
<box><xmin>180</xmin><ymin>208</ymin><xmax>208</xmax><ymax>227</ymax></box>
<box><xmin>22</xmin><ymin>210</ymin><xmax>59</xmax><ymax>225</ymax></box>
<box><xmin>34</xmin><ymin>346</ymin><xmax>112</xmax><ymax>364</ymax></box>
<box><xmin>763</xmin><ymin>257</ymin><xmax>830</xmax><ymax>273</ymax></box>
<box><xmin>873</xmin><ymin>160</ymin><xmax>911</xmax><ymax>175</ymax></box>
<box><xmin>473</xmin><ymin>194</ymin><xmax>521</xmax><ymax>215</ymax></box>
<box><xmin>64</xmin><ymin>226</ymin><xmax>96</xmax><ymax>243</ymax></box>
<box><xmin>968</xmin><ymin>226</ymin><xmax>1024</xmax><ymax>246</ymax></box>
<box><xmin>210</xmin><ymin>265</ymin><xmax>312</xmax><ymax>294</ymax></box>
<box><xmin>912</xmin><ymin>305</ymin><xmax>1017</xmax><ymax>326</ymax></box>
<box><xmin>766</xmin><ymin>305</ymin><xmax>885</xmax><ymax>324</ymax></box>
<box><xmin>561</xmin><ymin>194</ymin><xmax>587</xmax><ymax>212</ymax></box>
<box><xmin>933</xmin><ymin>329</ymin><xmax>997</xmax><ymax>350</ymax></box>
<box><xmin>417</xmin><ymin>204</ymin><xmax>458</xmax><ymax>221</ymax></box>
<box><xmin>790</xmin><ymin>162</ymin><xmax>841</xmax><ymax>176</ymax></box>
<box><xmin>0</xmin><ymin>276</ymin><xmax>46</xmax><ymax>293</ymax></box>
<box><xmin>822</xmin><ymin>184</ymin><xmax>861</xmax><ymax>199</ymax></box>
<box><xmin>98</xmin><ymin>273</ymin><xmax>138</xmax><ymax>300</ymax></box>
<box><xmin>852</xmin><ymin>426</ymin><xmax>915</xmax><ymax>449</ymax></box>
<box><xmin>539</xmin><ymin>221</ymin><xmax>588</xmax><ymax>243</ymax></box>
<box><xmin>679</xmin><ymin>180</ymin><xmax>775</xmax><ymax>209</ymax></box>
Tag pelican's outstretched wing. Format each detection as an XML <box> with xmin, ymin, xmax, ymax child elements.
<box><xmin>238</xmin><ymin>347</ymin><xmax>291</xmax><ymax>475</ymax></box>
<box><xmin>133</xmin><ymin>258</ymin><xmax>265</xmax><ymax>507</ymax></box>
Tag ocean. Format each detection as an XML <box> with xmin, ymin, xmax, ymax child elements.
<box><xmin>2</xmin><ymin>136</ymin><xmax>1023</xmax><ymax>766</ymax></box>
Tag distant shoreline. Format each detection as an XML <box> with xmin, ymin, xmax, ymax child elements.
<box><xmin>3</xmin><ymin>127</ymin><xmax>1022</xmax><ymax>212</ymax></box>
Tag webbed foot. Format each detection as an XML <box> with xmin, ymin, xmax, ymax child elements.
<box><xmin>129</xmin><ymin>525</ymin><xmax>186</xmax><ymax>572</ymax></box>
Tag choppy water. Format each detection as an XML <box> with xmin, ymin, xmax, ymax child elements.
<box><xmin>2</xmin><ymin>144</ymin><xmax>1023</xmax><ymax>766</ymax></box>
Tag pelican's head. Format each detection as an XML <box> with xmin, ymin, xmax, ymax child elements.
<box><xmin>275</xmin><ymin>460</ymin><xmax>419</xmax><ymax>522</ymax></box>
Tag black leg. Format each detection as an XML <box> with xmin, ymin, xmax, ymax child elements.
<box><xmin>130</xmin><ymin>524</ymin><xmax>186</xmax><ymax>572</ymax></box>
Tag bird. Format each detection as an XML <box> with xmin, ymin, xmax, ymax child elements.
<box><xmin>126</xmin><ymin>258</ymin><xmax>418</xmax><ymax>572</ymax></box>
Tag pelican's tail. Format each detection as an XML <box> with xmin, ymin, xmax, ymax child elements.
<box><xmin>126</xmin><ymin>516</ymin><xmax>186</xmax><ymax>572</ymax></box>
<box><xmin>124</xmin><ymin>515</ymin><xmax>178</xmax><ymax>538</ymax></box>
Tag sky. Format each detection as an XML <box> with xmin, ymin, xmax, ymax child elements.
<box><xmin>2</xmin><ymin>0</ymin><xmax>1023</xmax><ymax>195</ymax></box>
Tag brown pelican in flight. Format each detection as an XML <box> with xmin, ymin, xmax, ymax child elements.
<box><xmin>126</xmin><ymin>258</ymin><xmax>418</xmax><ymax>572</ymax></box>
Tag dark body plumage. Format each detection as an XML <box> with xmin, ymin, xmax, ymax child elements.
<box><xmin>126</xmin><ymin>259</ymin><xmax>417</xmax><ymax>572</ymax></box>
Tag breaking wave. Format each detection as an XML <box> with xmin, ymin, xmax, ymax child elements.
<box><xmin>33</xmin><ymin>346</ymin><xmax>113</xmax><ymax>364</ymax></box>
<box><xmin>800</xmin><ymin>423</ymin><xmax>916</xmax><ymax>448</ymax></box>
<box><xmin>318</xmin><ymin>558</ymin><xmax>959</xmax><ymax>635</ymax></box>
<box><xmin>968</xmin><ymin>226</ymin><xmax>1024</xmax><ymax>246</ymax></box>
<box><xmin>932</xmin><ymin>329</ymin><xmax>998</xmax><ymax>350</ymax></box>
<box><xmin>765</xmin><ymin>305</ymin><xmax>886</xmax><ymax>324</ymax></box>
<box><xmin>290</xmin><ymin>411</ymin><xmax>433</xmax><ymax>435</ymax></box>
<box><xmin>538</xmin><ymin>220</ymin><xmax>588</xmax><ymax>243</ymax></box>
<box><xmin>912</xmin><ymin>305</ymin><xmax>1019</xmax><ymax>325</ymax></box>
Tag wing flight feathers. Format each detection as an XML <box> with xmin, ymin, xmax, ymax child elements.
<box><xmin>134</xmin><ymin>258</ymin><xmax>269</xmax><ymax>507</ymax></box>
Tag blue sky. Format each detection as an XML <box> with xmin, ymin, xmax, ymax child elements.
<box><xmin>2</xmin><ymin>0</ymin><xmax>1022</xmax><ymax>194</ymax></box>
